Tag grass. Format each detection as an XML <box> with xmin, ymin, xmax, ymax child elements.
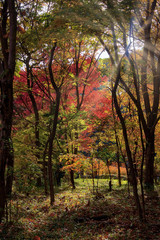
<box><xmin>0</xmin><ymin>178</ymin><xmax>159</xmax><ymax>240</ymax></box>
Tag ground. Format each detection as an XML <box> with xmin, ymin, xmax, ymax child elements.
<box><xmin>0</xmin><ymin>179</ymin><xmax>160</xmax><ymax>240</ymax></box>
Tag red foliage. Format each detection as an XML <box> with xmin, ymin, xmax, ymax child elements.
<box><xmin>14</xmin><ymin>68</ymin><xmax>58</xmax><ymax>118</ymax></box>
<box><xmin>14</xmin><ymin>46</ymin><xmax>113</xmax><ymax>160</ymax></box>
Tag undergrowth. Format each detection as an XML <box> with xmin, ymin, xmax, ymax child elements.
<box><xmin>0</xmin><ymin>179</ymin><xmax>159</xmax><ymax>240</ymax></box>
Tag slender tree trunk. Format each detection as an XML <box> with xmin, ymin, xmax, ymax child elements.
<box><xmin>138</xmin><ymin>118</ymin><xmax>145</xmax><ymax>218</ymax></box>
<box><xmin>144</xmin><ymin>134</ymin><xmax>155</xmax><ymax>189</ymax></box>
<box><xmin>43</xmin><ymin>140</ymin><xmax>49</xmax><ymax>195</ymax></box>
<box><xmin>112</xmin><ymin>62</ymin><xmax>143</xmax><ymax>220</ymax></box>
<box><xmin>117</xmin><ymin>150</ymin><xmax>121</xmax><ymax>187</ymax></box>
<box><xmin>70</xmin><ymin>131</ymin><xmax>79</xmax><ymax>189</ymax></box>
<box><xmin>26</xmin><ymin>59</ymin><xmax>42</xmax><ymax>186</ymax></box>
<box><xmin>111</xmin><ymin>82</ymin><xmax>121</xmax><ymax>187</ymax></box>
<box><xmin>106</xmin><ymin>158</ymin><xmax>112</xmax><ymax>191</ymax></box>
<box><xmin>48</xmin><ymin>143</ymin><xmax>55</xmax><ymax>205</ymax></box>
<box><xmin>47</xmin><ymin>43</ymin><xmax>61</xmax><ymax>205</ymax></box>
<box><xmin>70</xmin><ymin>169</ymin><xmax>75</xmax><ymax>189</ymax></box>
<box><xmin>118</xmin><ymin>139</ymin><xmax>130</xmax><ymax>194</ymax></box>
<box><xmin>6</xmin><ymin>144</ymin><xmax>14</xmax><ymax>197</ymax></box>
<box><xmin>114</xmin><ymin>96</ymin><xmax>143</xmax><ymax>219</ymax></box>
<box><xmin>47</xmin><ymin>89</ymin><xmax>60</xmax><ymax>205</ymax></box>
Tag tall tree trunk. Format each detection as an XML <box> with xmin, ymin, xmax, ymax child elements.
<box><xmin>0</xmin><ymin>68</ymin><xmax>14</xmax><ymax>221</ymax></box>
<box><xmin>26</xmin><ymin>57</ymin><xmax>40</xmax><ymax>152</ymax></box>
<box><xmin>144</xmin><ymin>133</ymin><xmax>155</xmax><ymax>189</ymax></box>
<box><xmin>138</xmin><ymin>117</ymin><xmax>145</xmax><ymax>218</ymax></box>
<box><xmin>139</xmin><ymin>0</ymin><xmax>158</xmax><ymax>190</ymax></box>
<box><xmin>0</xmin><ymin>0</ymin><xmax>17</xmax><ymax>222</ymax></box>
<box><xmin>26</xmin><ymin>58</ymin><xmax>42</xmax><ymax>186</ymax></box>
<box><xmin>114</xmin><ymin>93</ymin><xmax>142</xmax><ymax>219</ymax></box>
<box><xmin>48</xmin><ymin>89</ymin><xmax>61</xmax><ymax>205</ymax></box>
<box><xmin>47</xmin><ymin>43</ymin><xmax>61</xmax><ymax>205</ymax></box>
<box><xmin>112</xmin><ymin>62</ymin><xmax>143</xmax><ymax>220</ymax></box>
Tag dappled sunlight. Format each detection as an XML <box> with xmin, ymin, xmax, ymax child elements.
<box><xmin>0</xmin><ymin>179</ymin><xmax>159</xmax><ymax>240</ymax></box>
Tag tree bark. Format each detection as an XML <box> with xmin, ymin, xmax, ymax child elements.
<box><xmin>139</xmin><ymin>0</ymin><xmax>158</xmax><ymax>190</ymax></box>
<box><xmin>117</xmin><ymin>150</ymin><xmax>121</xmax><ymax>187</ymax></box>
<box><xmin>112</xmin><ymin>61</ymin><xmax>143</xmax><ymax>220</ymax></box>
<box><xmin>25</xmin><ymin>58</ymin><xmax>42</xmax><ymax>186</ymax></box>
<box><xmin>0</xmin><ymin>0</ymin><xmax>17</xmax><ymax>222</ymax></box>
<box><xmin>43</xmin><ymin>140</ymin><xmax>49</xmax><ymax>195</ymax></box>
<box><xmin>70</xmin><ymin>169</ymin><xmax>75</xmax><ymax>189</ymax></box>
<box><xmin>144</xmin><ymin>133</ymin><xmax>155</xmax><ymax>189</ymax></box>
<box><xmin>48</xmin><ymin>43</ymin><xmax>62</xmax><ymax>205</ymax></box>
<box><xmin>48</xmin><ymin>89</ymin><xmax>61</xmax><ymax>205</ymax></box>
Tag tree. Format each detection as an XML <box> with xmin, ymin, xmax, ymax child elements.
<box><xmin>100</xmin><ymin>0</ymin><xmax>160</xmax><ymax>191</ymax></box>
<box><xmin>104</xmin><ymin>0</ymin><xmax>160</xmax><ymax>191</ymax></box>
<box><xmin>60</xmin><ymin>39</ymin><xmax>108</xmax><ymax>188</ymax></box>
<box><xmin>87</xmin><ymin>0</ymin><xmax>144</xmax><ymax>218</ymax></box>
<box><xmin>0</xmin><ymin>0</ymin><xmax>17</xmax><ymax>222</ymax></box>
<box><xmin>134</xmin><ymin>0</ymin><xmax>160</xmax><ymax>189</ymax></box>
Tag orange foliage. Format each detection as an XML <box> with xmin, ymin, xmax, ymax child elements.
<box><xmin>33</xmin><ymin>236</ymin><xmax>41</xmax><ymax>240</ymax></box>
<box><xmin>89</xmin><ymin>160</ymin><xmax>127</xmax><ymax>177</ymax></box>
<box><xmin>60</xmin><ymin>154</ymin><xmax>83</xmax><ymax>172</ymax></box>
<box><xmin>60</xmin><ymin>153</ymin><xmax>127</xmax><ymax>177</ymax></box>
<box><xmin>109</xmin><ymin>165</ymin><xmax>126</xmax><ymax>176</ymax></box>
<box><xmin>17</xmin><ymin>25</ymin><xmax>25</xmax><ymax>33</ymax></box>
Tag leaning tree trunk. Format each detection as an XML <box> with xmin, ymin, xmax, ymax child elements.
<box><xmin>112</xmin><ymin>61</ymin><xmax>143</xmax><ymax>220</ymax></box>
<box><xmin>113</xmin><ymin>93</ymin><xmax>143</xmax><ymax>220</ymax></box>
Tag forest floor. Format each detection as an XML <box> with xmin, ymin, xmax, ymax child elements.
<box><xmin>0</xmin><ymin>179</ymin><xmax>160</xmax><ymax>240</ymax></box>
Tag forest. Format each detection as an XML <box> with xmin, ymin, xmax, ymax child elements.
<box><xmin>0</xmin><ymin>0</ymin><xmax>160</xmax><ymax>239</ymax></box>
